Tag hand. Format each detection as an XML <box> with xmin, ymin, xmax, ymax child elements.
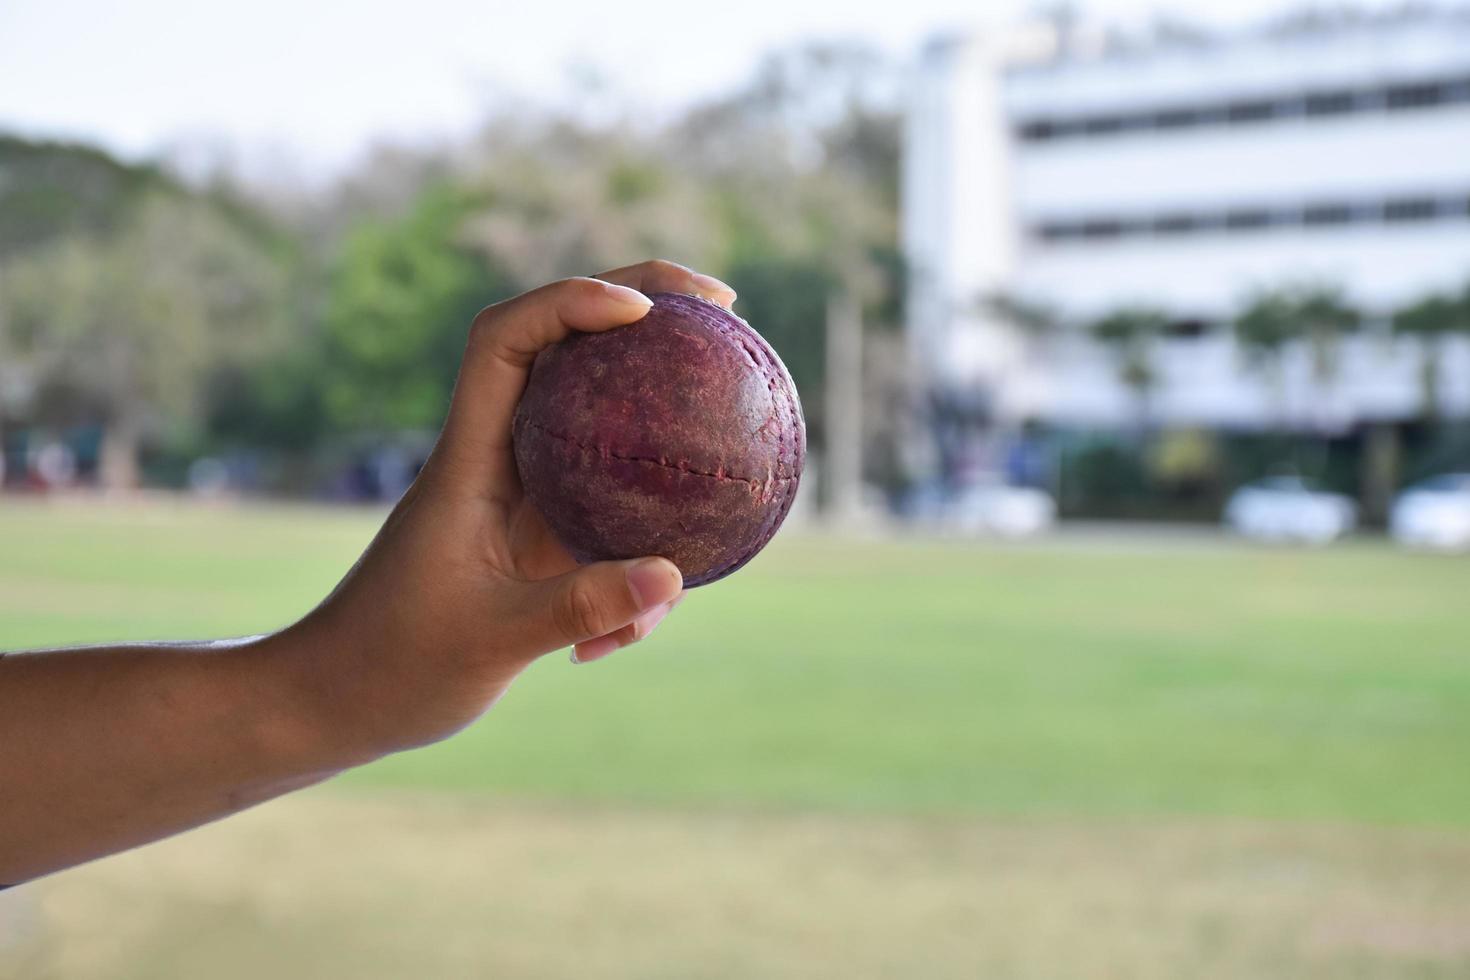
<box><xmin>278</xmin><ymin>261</ymin><xmax>738</xmax><ymax>759</ymax></box>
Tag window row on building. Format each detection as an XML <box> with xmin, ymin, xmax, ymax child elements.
<box><xmin>1014</xmin><ymin>74</ymin><xmax>1470</xmax><ymax>143</ymax></box>
<box><xmin>1033</xmin><ymin>190</ymin><xmax>1470</xmax><ymax>243</ymax></box>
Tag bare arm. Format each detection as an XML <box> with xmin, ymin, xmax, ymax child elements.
<box><xmin>0</xmin><ymin>261</ymin><xmax>735</xmax><ymax>884</ymax></box>
<box><xmin>0</xmin><ymin>637</ymin><xmax>347</xmax><ymax>882</ymax></box>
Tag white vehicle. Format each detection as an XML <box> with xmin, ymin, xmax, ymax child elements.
<box><xmin>1224</xmin><ymin>476</ymin><xmax>1357</xmax><ymax>545</ymax></box>
<box><xmin>950</xmin><ymin>483</ymin><xmax>1057</xmax><ymax>538</ymax></box>
<box><xmin>1390</xmin><ymin>473</ymin><xmax>1470</xmax><ymax>552</ymax></box>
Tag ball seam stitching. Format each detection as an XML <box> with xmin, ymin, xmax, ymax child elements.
<box><xmin>517</xmin><ymin>416</ymin><xmax>798</xmax><ymax>489</ymax></box>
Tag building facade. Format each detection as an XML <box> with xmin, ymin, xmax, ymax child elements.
<box><xmin>904</xmin><ymin>13</ymin><xmax>1470</xmax><ymax>432</ymax></box>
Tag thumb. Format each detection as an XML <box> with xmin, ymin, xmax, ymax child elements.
<box><xmin>523</xmin><ymin>556</ymin><xmax>683</xmax><ymax>656</ymax></box>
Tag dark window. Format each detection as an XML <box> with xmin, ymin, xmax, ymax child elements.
<box><xmin>1018</xmin><ymin>120</ymin><xmax>1055</xmax><ymax>142</ymax></box>
<box><xmin>1195</xmin><ymin>213</ymin><xmax>1227</xmax><ymax>233</ymax></box>
<box><xmin>1037</xmin><ymin>222</ymin><xmax>1079</xmax><ymax>242</ymax></box>
<box><xmin>1304</xmin><ymin>90</ymin><xmax>1356</xmax><ymax>115</ymax></box>
<box><xmin>1080</xmin><ymin>219</ymin><xmax>1124</xmax><ymax>239</ymax></box>
<box><xmin>1034</xmin><ymin>190</ymin><xmax>1464</xmax><ymax>247</ymax></box>
<box><xmin>1164</xmin><ymin>319</ymin><xmax>1210</xmax><ymax>339</ymax></box>
<box><xmin>1082</xmin><ymin>115</ymin><xmax>1128</xmax><ymax>136</ymax></box>
<box><xmin>1226</xmin><ymin>100</ymin><xmax>1277</xmax><ymax>123</ymax></box>
<box><xmin>1224</xmin><ymin>209</ymin><xmax>1275</xmax><ymax>230</ymax></box>
<box><xmin>1274</xmin><ymin>97</ymin><xmax>1307</xmax><ymax>118</ymax></box>
<box><xmin>1354</xmin><ymin>89</ymin><xmax>1386</xmax><ymax>111</ymax></box>
<box><xmin>1153</xmin><ymin>107</ymin><xmax>1202</xmax><ymax>129</ymax></box>
<box><xmin>1302</xmin><ymin>203</ymin><xmax>1355</xmax><ymax>226</ymax></box>
<box><xmin>1013</xmin><ymin>75</ymin><xmax>1470</xmax><ymax>145</ymax></box>
<box><xmin>1386</xmin><ymin>83</ymin><xmax>1445</xmax><ymax>111</ymax></box>
<box><xmin>1153</xmin><ymin>213</ymin><xmax>1199</xmax><ymax>235</ymax></box>
<box><xmin>1383</xmin><ymin>198</ymin><xmax>1438</xmax><ymax>222</ymax></box>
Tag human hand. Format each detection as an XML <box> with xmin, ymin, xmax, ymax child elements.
<box><xmin>281</xmin><ymin>260</ymin><xmax>738</xmax><ymax>759</ymax></box>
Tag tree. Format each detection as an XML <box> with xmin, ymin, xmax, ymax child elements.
<box><xmin>1</xmin><ymin>192</ymin><xmax>291</xmax><ymax>487</ymax></box>
<box><xmin>1235</xmin><ymin>285</ymin><xmax>1361</xmax><ymax>495</ymax></box>
<box><xmin>1294</xmin><ymin>287</ymin><xmax>1360</xmax><ymax>424</ymax></box>
<box><xmin>449</xmin><ymin>43</ymin><xmax>904</xmax><ymax>495</ymax></box>
<box><xmin>1235</xmin><ymin>285</ymin><xmax>1359</xmax><ymax>433</ymax></box>
<box><xmin>1088</xmin><ymin>307</ymin><xmax>1169</xmax><ymax>434</ymax></box>
<box><xmin>669</xmin><ymin>41</ymin><xmax>904</xmax><ymax>502</ymax></box>
<box><xmin>984</xmin><ymin>291</ymin><xmax>1062</xmax><ymax>347</ymax></box>
<box><xmin>1392</xmin><ymin>290</ymin><xmax>1470</xmax><ymax>421</ymax></box>
<box><xmin>0</xmin><ymin>134</ymin><xmax>172</xmax><ymax>255</ymax></box>
<box><xmin>455</xmin><ymin>124</ymin><xmax>718</xmax><ymax>292</ymax></box>
<box><xmin>2</xmin><ymin>40</ymin><xmax>910</xmax><ymax>494</ymax></box>
<box><xmin>1235</xmin><ymin>291</ymin><xmax>1297</xmax><ymax>429</ymax></box>
<box><xmin>318</xmin><ymin>182</ymin><xmax>502</xmax><ymax>435</ymax></box>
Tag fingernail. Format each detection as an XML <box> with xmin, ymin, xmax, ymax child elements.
<box><xmin>626</xmin><ymin>558</ymin><xmax>682</xmax><ymax>612</ymax></box>
<box><xmin>690</xmin><ymin>272</ymin><xmax>736</xmax><ymax>301</ymax></box>
<box><xmin>634</xmin><ymin>602</ymin><xmax>672</xmax><ymax>639</ymax></box>
<box><xmin>599</xmin><ymin>281</ymin><xmax>653</xmax><ymax>308</ymax></box>
<box><xmin>571</xmin><ymin>635</ymin><xmax>621</xmax><ymax>664</ymax></box>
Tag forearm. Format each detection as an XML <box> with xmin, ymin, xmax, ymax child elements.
<box><xmin>0</xmin><ymin>263</ymin><xmax>712</xmax><ymax>885</ymax></box>
<box><xmin>0</xmin><ymin>633</ymin><xmax>355</xmax><ymax>883</ymax></box>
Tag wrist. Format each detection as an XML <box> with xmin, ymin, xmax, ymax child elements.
<box><xmin>235</xmin><ymin>627</ymin><xmax>386</xmax><ymax>776</ymax></box>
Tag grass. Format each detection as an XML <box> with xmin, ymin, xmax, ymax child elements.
<box><xmin>18</xmin><ymin>795</ymin><xmax>1470</xmax><ymax>980</ymax></box>
<box><xmin>3</xmin><ymin>498</ymin><xmax>1469</xmax><ymax>978</ymax></box>
<box><xmin>2</xmin><ymin>499</ymin><xmax>1467</xmax><ymax>825</ymax></box>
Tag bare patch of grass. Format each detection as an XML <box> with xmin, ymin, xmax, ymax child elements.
<box><xmin>16</xmin><ymin>790</ymin><xmax>1470</xmax><ymax>980</ymax></box>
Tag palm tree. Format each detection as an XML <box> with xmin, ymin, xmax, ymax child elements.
<box><xmin>1235</xmin><ymin>291</ymin><xmax>1296</xmax><ymax>429</ymax></box>
<box><xmin>983</xmin><ymin>291</ymin><xmax>1062</xmax><ymax>347</ymax></box>
<box><xmin>1088</xmin><ymin>307</ymin><xmax>1170</xmax><ymax>434</ymax></box>
<box><xmin>981</xmin><ymin>291</ymin><xmax>1066</xmax><ymax>494</ymax></box>
<box><xmin>1236</xmin><ymin>285</ymin><xmax>1362</xmax><ymax>499</ymax></box>
<box><xmin>1392</xmin><ymin>291</ymin><xmax>1470</xmax><ymax>422</ymax></box>
<box><xmin>1295</xmin><ymin>287</ymin><xmax>1360</xmax><ymax>422</ymax></box>
<box><xmin>1235</xmin><ymin>286</ymin><xmax>1359</xmax><ymax>433</ymax></box>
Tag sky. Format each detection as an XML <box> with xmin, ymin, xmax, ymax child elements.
<box><xmin>0</xmin><ymin>0</ymin><xmax>1404</xmax><ymax>183</ymax></box>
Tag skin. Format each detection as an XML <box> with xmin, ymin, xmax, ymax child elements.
<box><xmin>0</xmin><ymin>260</ymin><xmax>738</xmax><ymax>886</ymax></box>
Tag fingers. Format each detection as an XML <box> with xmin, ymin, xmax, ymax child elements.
<box><xmin>595</xmin><ymin>259</ymin><xmax>736</xmax><ymax>309</ymax></box>
<box><xmin>432</xmin><ymin>262</ymin><xmax>734</xmax><ymax>500</ymax></box>
<box><xmin>437</xmin><ymin>277</ymin><xmax>652</xmax><ymax>487</ymax></box>
<box><xmin>571</xmin><ymin>592</ymin><xmax>686</xmax><ymax>664</ymax></box>
<box><xmin>519</xmin><ymin>556</ymin><xmax>683</xmax><ymax>660</ymax></box>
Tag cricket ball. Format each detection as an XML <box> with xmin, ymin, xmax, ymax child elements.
<box><xmin>512</xmin><ymin>291</ymin><xmax>805</xmax><ymax>587</ymax></box>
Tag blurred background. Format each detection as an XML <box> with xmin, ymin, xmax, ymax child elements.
<box><xmin>2</xmin><ymin>0</ymin><xmax>1469</xmax><ymax>977</ymax></box>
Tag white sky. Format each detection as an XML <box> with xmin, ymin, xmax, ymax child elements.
<box><xmin>0</xmin><ymin>0</ymin><xmax>1404</xmax><ymax>182</ymax></box>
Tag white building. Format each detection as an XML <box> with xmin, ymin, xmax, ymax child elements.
<box><xmin>904</xmin><ymin>12</ymin><xmax>1470</xmax><ymax>431</ymax></box>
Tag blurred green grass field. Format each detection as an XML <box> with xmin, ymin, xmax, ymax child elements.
<box><xmin>4</xmin><ymin>499</ymin><xmax>1470</xmax><ymax>979</ymax></box>
<box><xmin>3</xmin><ymin>498</ymin><xmax>1468</xmax><ymax>824</ymax></box>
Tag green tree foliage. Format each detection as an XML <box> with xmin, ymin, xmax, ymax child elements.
<box><xmin>446</xmin><ymin>43</ymin><xmax>902</xmax><ymax>458</ymax></box>
<box><xmin>1294</xmin><ymin>287</ymin><xmax>1360</xmax><ymax>395</ymax></box>
<box><xmin>0</xmin><ymin>135</ymin><xmax>172</xmax><ymax>254</ymax></box>
<box><xmin>1392</xmin><ymin>289</ymin><xmax>1470</xmax><ymax>420</ymax></box>
<box><xmin>1088</xmin><ymin>307</ymin><xmax>1170</xmax><ymax>432</ymax></box>
<box><xmin>1234</xmin><ymin>286</ymin><xmax>1362</xmax><ymax>485</ymax></box>
<box><xmin>2</xmin><ymin>41</ymin><xmax>907</xmax><ymax>486</ymax></box>
<box><xmin>1</xmin><ymin>191</ymin><xmax>292</xmax><ymax>485</ymax></box>
<box><xmin>674</xmin><ymin>41</ymin><xmax>902</xmax><ymax>464</ymax></box>
<box><xmin>722</xmin><ymin>257</ymin><xmax>835</xmax><ymax>443</ymax></box>
<box><xmin>985</xmin><ymin>292</ymin><xmax>1061</xmax><ymax>343</ymax></box>
<box><xmin>456</xmin><ymin>125</ymin><xmax>720</xmax><ymax>291</ymax></box>
<box><xmin>318</xmin><ymin>183</ymin><xmax>502</xmax><ymax>434</ymax></box>
<box><xmin>1235</xmin><ymin>286</ymin><xmax>1360</xmax><ymax>429</ymax></box>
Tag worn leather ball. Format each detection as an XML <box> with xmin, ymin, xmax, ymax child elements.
<box><xmin>512</xmin><ymin>291</ymin><xmax>805</xmax><ymax>587</ymax></box>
